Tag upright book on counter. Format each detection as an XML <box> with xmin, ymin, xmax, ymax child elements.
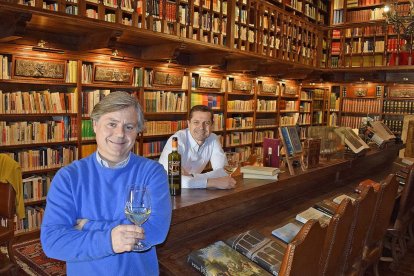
<box><xmin>226</xmin><ymin>229</ymin><xmax>286</xmax><ymax>275</ymax></box>
<box><xmin>187</xmin><ymin>240</ymin><xmax>271</xmax><ymax>275</ymax></box>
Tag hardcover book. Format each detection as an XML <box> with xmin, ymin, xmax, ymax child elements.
<box><xmin>187</xmin><ymin>240</ymin><xmax>271</xmax><ymax>276</ymax></box>
<box><xmin>295</xmin><ymin>207</ymin><xmax>332</xmax><ymax>225</ymax></box>
<box><xmin>332</xmin><ymin>194</ymin><xmax>356</xmax><ymax>204</ymax></box>
<box><xmin>262</xmin><ymin>138</ymin><xmax>280</xmax><ymax>168</ymax></box>
<box><xmin>280</xmin><ymin>127</ymin><xmax>294</xmax><ymax>156</ymax></box>
<box><xmin>271</xmin><ymin>222</ymin><xmax>302</xmax><ymax>244</ymax></box>
<box><xmin>301</xmin><ymin>138</ymin><xmax>321</xmax><ymax>169</ymax></box>
<box><xmin>242</xmin><ymin>173</ymin><xmax>278</xmax><ymax>180</ymax></box>
<box><xmin>240</xmin><ymin>165</ymin><xmax>280</xmax><ymax>176</ymax></box>
<box><xmin>334</xmin><ymin>127</ymin><xmax>369</xmax><ymax>154</ymax></box>
<box><xmin>370</xmin><ymin>121</ymin><xmax>396</xmax><ymax>141</ymax></box>
<box><xmin>313</xmin><ymin>199</ymin><xmax>338</xmax><ymax>216</ymax></box>
<box><xmin>226</xmin><ymin>230</ymin><xmax>285</xmax><ymax>275</ymax></box>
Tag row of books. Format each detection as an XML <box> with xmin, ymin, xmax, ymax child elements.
<box><xmin>142</xmin><ymin>140</ymin><xmax>167</xmax><ymax>157</ymax></box>
<box><xmin>2</xmin><ymin>146</ymin><xmax>78</xmax><ymax>172</ymax></box>
<box><xmin>143</xmin><ymin>120</ymin><xmax>187</xmax><ymax>136</ymax></box>
<box><xmin>280</xmin><ymin>113</ymin><xmax>299</xmax><ymax>126</ymax></box>
<box><xmin>225</xmin><ymin>132</ymin><xmax>253</xmax><ymax>147</ymax></box>
<box><xmin>0</xmin><ymin>55</ymin><xmax>11</xmax><ymax>79</ymax></box>
<box><xmin>14</xmin><ymin>205</ymin><xmax>45</xmax><ymax>234</ymax></box>
<box><xmin>345</xmin><ymin>8</ymin><xmax>385</xmax><ymax>23</ymax></box>
<box><xmin>0</xmin><ymin>117</ymin><xmax>77</xmax><ymax>145</ymax></box>
<box><xmin>227</xmin><ymin>100</ymin><xmax>254</xmax><ymax>112</ymax></box>
<box><xmin>190</xmin><ymin>94</ymin><xmax>223</xmax><ymax>109</ymax></box>
<box><xmin>383</xmin><ymin>118</ymin><xmax>403</xmax><ymax>135</ymax></box>
<box><xmin>254</xmin><ymin>130</ymin><xmax>275</xmax><ymax>143</ymax></box>
<box><xmin>342</xmin><ymin>98</ymin><xmax>381</xmax><ymax>114</ymax></box>
<box><xmin>225</xmin><ymin>116</ymin><xmax>253</xmax><ymax>129</ymax></box>
<box><xmin>257</xmin><ymin>100</ymin><xmax>278</xmax><ymax>112</ymax></box>
<box><xmin>81</xmin><ymin>89</ymin><xmax>111</xmax><ymax>117</ymax></box>
<box><xmin>0</xmin><ymin>89</ymin><xmax>78</xmax><ymax>114</ymax></box>
<box><xmin>143</xmin><ymin>91</ymin><xmax>187</xmax><ymax>112</ymax></box>
<box><xmin>81</xmin><ymin>119</ymin><xmax>96</xmax><ymax>140</ymax></box>
<box><xmin>383</xmin><ymin>100</ymin><xmax>414</xmax><ymax>114</ymax></box>
<box><xmin>23</xmin><ymin>174</ymin><xmax>53</xmax><ymax>203</ymax></box>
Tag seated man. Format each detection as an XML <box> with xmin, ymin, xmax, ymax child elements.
<box><xmin>159</xmin><ymin>105</ymin><xmax>236</xmax><ymax>189</ymax></box>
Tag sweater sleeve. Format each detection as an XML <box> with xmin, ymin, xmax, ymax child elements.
<box><xmin>40</xmin><ymin>168</ymin><xmax>115</xmax><ymax>262</ymax></box>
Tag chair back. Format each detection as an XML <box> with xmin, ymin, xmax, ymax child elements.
<box><xmin>279</xmin><ymin>219</ymin><xmax>327</xmax><ymax>276</ymax></box>
<box><xmin>367</xmin><ymin>174</ymin><xmax>399</xmax><ymax>247</ymax></box>
<box><xmin>0</xmin><ymin>181</ymin><xmax>16</xmax><ymax>220</ymax></box>
<box><xmin>395</xmin><ymin>167</ymin><xmax>414</xmax><ymax>230</ymax></box>
<box><xmin>319</xmin><ymin>198</ymin><xmax>356</xmax><ymax>276</ymax></box>
<box><xmin>343</xmin><ymin>184</ymin><xmax>378</xmax><ymax>274</ymax></box>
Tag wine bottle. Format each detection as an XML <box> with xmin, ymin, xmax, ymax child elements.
<box><xmin>168</xmin><ymin>137</ymin><xmax>181</xmax><ymax>196</ymax></box>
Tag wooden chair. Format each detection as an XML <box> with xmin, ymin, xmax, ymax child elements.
<box><xmin>342</xmin><ymin>184</ymin><xmax>378</xmax><ymax>276</ymax></box>
<box><xmin>360</xmin><ymin>174</ymin><xmax>399</xmax><ymax>276</ymax></box>
<box><xmin>0</xmin><ymin>181</ymin><xmax>17</xmax><ymax>274</ymax></box>
<box><xmin>319</xmin><ymin>198</ymin><xmax>356</xmax><ymax>276</ymax></box>
<box><xmin>382</xmin><ymin>166</ymin><xmax>414</xmax><ymax>267</ymax></box>
<box><xmin>279</xmin><ymin>219</ymin><xmax>327</xmax><ymax>276</ymax></box>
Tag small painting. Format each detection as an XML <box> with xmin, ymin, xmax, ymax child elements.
<box><xmin>14</xmin><ymin>58</ymin><xmax>65</xmax><ymax>79</ymax></box>
<box><xmin>233</xmin><ymin>79</ymin><xmax>252</xmax><ymax>92</ymax></box>
<box><xmin>261</xmin><ymin>83</ymin><xmax>278</xmax><ymax>94</ymax></box>
<box><xmin>94</xmin><ymin>65</ymin><xmax>132</xmax><ymax>83</ymax></box>
<box><xmin>198</xmin><ymin>76</ymin><xmax>222</xmax><ymax>89</ymax></box>
<box><xmin>153</xmin><ymin>71</ymin><xmax>183</xmax><ymax>87</ymax></box>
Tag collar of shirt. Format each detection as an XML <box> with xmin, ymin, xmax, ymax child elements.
<box><xmin>96</xmin><ymin>151</ymin><xmax>130</xmax><ymax>168</ymax></box>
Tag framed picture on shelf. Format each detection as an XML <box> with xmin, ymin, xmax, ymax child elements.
<box><xmin>198</xmin><ymin>76</ymin><xmax>222</xmax><ymax>89</ymax></box>
<box><xmin>232</xmin><ymin>78</ymin><xmax>253</xmax><ymax>92</ymax></box>
<box><xmin>152</xmin><ymin>70</ymin><xmax>183</xmax><ymax>87</ymax></box>
<box><xmin>261</xmin><ymin>82</ymin><xmax>279</xmax><ymax>95</ymax></box>
<box><xmin>14</xmin><ymin>57</ymin><xmax>65</xmax><ymax>80</ymax></box>
<box><xmin>94</xmin><ymin>65</ymin><xmax>132</xmax><ymax>84</ymax></box>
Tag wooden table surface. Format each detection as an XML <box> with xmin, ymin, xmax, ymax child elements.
<box><xmin>157</xmin><ymin>143</ymin><xmax>402</xmax><ymax>275</ymax></box>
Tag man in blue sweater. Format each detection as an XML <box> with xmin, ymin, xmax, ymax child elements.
<box><xmin>41</xmin><ymin>91</ymin><xmax>172</xmax><ymax>275</ymax></box>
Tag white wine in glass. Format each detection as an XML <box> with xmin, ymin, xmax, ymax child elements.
<box><xmin>125</xmin><ymin>187</ymin><xmax>151</xmax><ymax>252</ymax></box>
<box><xmin>224</xmin><ymin>152</ymin><xmax>239</xmax><ymax>175</ymax></box>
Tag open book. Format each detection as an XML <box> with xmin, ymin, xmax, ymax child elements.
<box><xmin>295</xmin><ymin>207</ymin><xmax>332</xmax><ymax>225</ymax></box>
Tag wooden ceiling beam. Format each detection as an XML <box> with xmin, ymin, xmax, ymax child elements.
<box><xmin>0</xmin><ymin>11</ymin><xmax>31</xmax><ymax>42</ymax></box>
<box><xmin>140</xmin><ymin>43</ymin><xmax>186</xmax><ymax>61</ymax></box>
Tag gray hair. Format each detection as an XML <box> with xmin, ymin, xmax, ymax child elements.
<box><xmin>90</xmin><ymin>91</ymin><xmax>144</xmax><ymax>132</ymax></box>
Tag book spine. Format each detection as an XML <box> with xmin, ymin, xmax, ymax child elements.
<box><xmin>187</xmin><ymin>255</ymin><xmax>208</xmax><ymax>275</ymax></box>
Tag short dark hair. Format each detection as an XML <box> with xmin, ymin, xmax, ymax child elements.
<box><xmin>189</xmin><ymin>105</ymin><xmax>214</xmax><ymax>122</ymax></box>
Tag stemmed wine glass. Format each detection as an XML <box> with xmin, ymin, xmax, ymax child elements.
<box><xmin>224</xmin><ymin>152</ymin><xmax>240</xmax><ymax>175</ymax></box>
<box><xmin>124</xmin><ymin>186</ymin><xmax>152</xmax><ymax>252</ymax></box>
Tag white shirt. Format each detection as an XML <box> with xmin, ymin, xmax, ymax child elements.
<box><xmin>159</xmin><ymin>129</ymin><xmax>228</xmax><ymax>188</ymax></box>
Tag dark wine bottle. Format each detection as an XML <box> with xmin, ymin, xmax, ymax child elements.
<box><xmin>168</xmin><ymin>137</ymin><xmax>181</xmax><ymax>196</ymax></box>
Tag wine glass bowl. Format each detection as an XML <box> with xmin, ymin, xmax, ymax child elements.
<box><xmin>124</xmin><ymin>187</ymin><xmax>151</xmax><ymax>252</ymax></box>
<box><xmin>224</xmin><ymin>152</ymin><xmax>239</xmax><ymax>175</ymax></box>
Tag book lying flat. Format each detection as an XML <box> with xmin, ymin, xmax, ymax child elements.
<box><xmin>295</xmin><ymin>207</ymin><xmax>332</xmax><ymax>225</ymax></box>
<box><xmin>226</xmin><ymin>230</ymin><xmax>285</xmax><ymax>275</ymax></box>
<box><xmin>187</xmin><ymin>240</ymin><xmax>271</xmax><ymax>276</ymax></box>
<box><xmin>313</xmin><ymin>199</ymin><xmax>339</xmax><ymax>216</ymax></box>
<box><xmin>332</xmin><ymin>194</ymin><xmax>356</xmax><ymax>204</ymax></box>
<box><xmin>271</xmin><ymin>222</ymin><xmax>302</xmax><ymax>244</ymax></box>
<box><xmin>243</xmin><ymin>173</ymin><xmax>278</xmax><ymax>180</ymax></box>
<box><xmin>240</xmin><ymin>165</ymin><xmax>280</xmax><ymax>176</ymax></box>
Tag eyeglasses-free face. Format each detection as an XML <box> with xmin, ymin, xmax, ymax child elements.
<box><xmin>188</xmin><ymin>111</ymin><xmax>213</xmax><ymax>145</ymax></box>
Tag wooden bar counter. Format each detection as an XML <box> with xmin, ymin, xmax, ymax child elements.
<box><xmin>157</xmin><ymin>144</ymin><xmax>402</xmax><ymax>275</ymax></box>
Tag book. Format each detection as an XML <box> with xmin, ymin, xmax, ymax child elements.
<box><xmin>332</xmin><ymin>194</ymin><xmax>356</xmax><ymax>204</ymax></box>
<box><xmin>226</xmin><ymin>230</ymin><xmax>285</xmax><ymax>275</ymax></box>
<box><xmin>240</xmin><ymin>165</ymin><xmax>280</xmax><ymax>176</ymax></box>
<box><xmin>313</xmin><ymin>199</ymin><xmax>338</xmax><ymax>216</ymax></box>
<box><xmin>271</xmin><ymin>222</ymin><xmax>302</xmax><ymax>244</ymax></box>
<box><xmin>280</xmin><ymin>127</ymin><xmax>294</xmax><ymax>156</ymax></box>
<box><xmin>370</xmin><ymin>121</ymin><xmax>396</xmax><ymax>141</ymax></box>
<box><xmin>334</xmin><ymin>127</ymin><xmax>369</xmax><ymax>154</ymax></box>
<box><xmin>263</xmin><ymin>138</ymin><xmax>280</xmax><ymax>168</ymax></box>
<box><xmin>287</xmin><ymin>126</ymin><xmax>302</xmax><ymax>154</ymax></box>
<box><xmin>187</xmin><ymin>240</ymin><xmax>271</xmax><ymax>275</ymax></box>
<box><xmin>243</xmin><ymin>173</ymin><xmax>278</xmax><ymax>180</ymax></box>
<box><xmin>301</xmin><ymin>138</ymin><xmax>321</xmax><ymax>169</ymax></box>
<box><xmin>295</xmin><ymin>207</ymin><xmax>332</xmax><ymax>225</ymax></box>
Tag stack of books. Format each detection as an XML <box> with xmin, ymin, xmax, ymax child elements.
<box><xmin>240</xmin><ymin>165</ymin><xmax>280</xmax><ymax>180</ymax></box>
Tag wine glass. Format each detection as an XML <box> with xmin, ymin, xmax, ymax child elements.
<box><xmin>224</xmin><ymin>152</ymin><xmax>239</xmax><ymax>175</ymax></box>
<box><xmin>124</xmin><ymin>186</ymin><xmax>152</xmax><ymax>252</ymax></box>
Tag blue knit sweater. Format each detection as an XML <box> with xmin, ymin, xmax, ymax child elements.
<box><xmin>41</xmin><ymin>153</ymin><xmax>172</xmax><ymax>276</ymax></box>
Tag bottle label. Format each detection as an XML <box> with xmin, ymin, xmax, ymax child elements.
<box><xmin>168</xmin><ymin>161</ymin><xmax>181</xmax><ymax>176</ymax></box>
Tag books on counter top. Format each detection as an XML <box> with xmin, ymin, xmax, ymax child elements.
<box><xmin>295</xmin><ymin>207</ymin><xmax>331</xmax><ymax>225</ymax></box>
<box><xmin>240</xmin><ymin>166</ymin><xmax>280</xmax><ymax>175</ymax></box>
<box><xmin>333</xmin><ymin>194</ymin><xmax>356</xmax><ymax>204</ymax></box>
<box><xmin>243</xmin><ymin>173</ymin><xmax>278</xmax><ymax>180</ymax></box>
<box><xmin>271</xmin><ymin>221</ymin><xmax>302</xmax><ymax>244</ymax></box>
<box><xmin>187</xmin><ymin>240</ymin><xmax>271</xmax><ymax>276</ymax></box>
<box><xmin>226</xmin><ymin>229</ymin><xmax>285</xmax><ymax>275</ymax></box>
<box><xmin>313</xmin><ymin>199</ymin><xmax>339</xmax><ymax>217</ymax></box>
